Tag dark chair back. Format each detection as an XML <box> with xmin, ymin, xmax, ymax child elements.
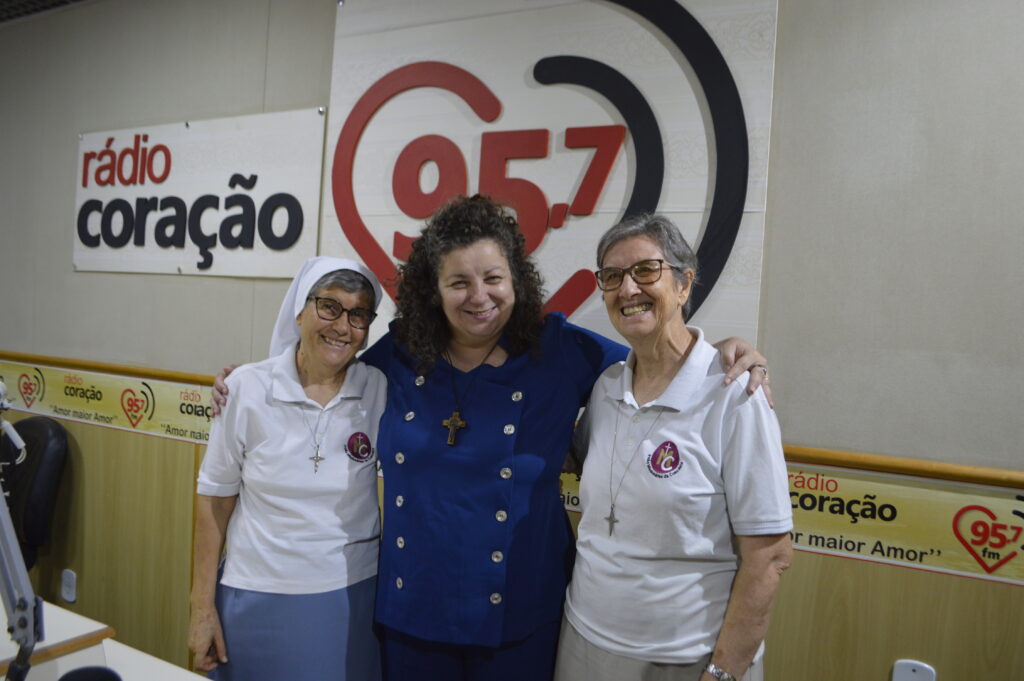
<box><xmin>58</xmin><ymin>666</ymin><xmax>123</xmax><ymax>681</ymax></box>
<box><xmin>0</xmin><ymin>416</ymin><xmax>68</xmax><ymax>569</ymax></box>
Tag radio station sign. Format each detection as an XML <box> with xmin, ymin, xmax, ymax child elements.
<box><xmin>562</xmin><ymin>464</ymin><xmax>1024</xmax><ymax>586</ymax></box>
<box><xmin>1</xmin><ymin>360</ymin><xmax>212</xmax><ymax>445</ymax></box>
<box><xmin>73</xmin><ymin>107</ymin><xmax>325</xmax><ymax>278</ymax></box>
<box><xmin>784</xmin><ymin>465</ymin><xmax>1024</xmax><ymax>585</ymax></box>
<box><xmin>324</xmin><ymin>0</ymin><xmax>777</xmax><ymax>342</ymax></box>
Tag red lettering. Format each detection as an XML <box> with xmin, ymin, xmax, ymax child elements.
<box><xmin>139</xmin><ymin>135</ymin><xmax>149</xmax><ymax>185</ymax></box>
<box><xmin>95</xmin><ymin>137</ymin><xmax>116</xmax><ymax>186</ymax></box>
<box><xmin>565</xmin><ymin>125</ymin><xmax>625</xmax><ymax>216</ymax></box>
<box><xmin>81</xmin><ymin>134</ymin><xmax>171</xmax><ymax>187</ymax></box>
<box><xmin>116</xmin><ymin>134</ymin><xmax>142</xmax><ymax>185</ymax></box>
<box><xmin>147</xmin><ymin>145</ymin><xmax>171</xmax><ymax>183</ymax></box>
<box><xmin>82</xmin><ymin>151</ymin><xmax>96</xmax><ymax>188</ymax></box>
<box><xmin>479</xmin><ymin>129</ymin><xmax>550</xmax><ymax>254</ymax></box>
<box><xmin>392</xmin><ymin>134</ymin><xmax>468</xmax><ymax>259</ymax></box>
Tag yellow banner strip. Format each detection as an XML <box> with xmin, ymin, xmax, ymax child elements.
<box><xmin>785</xmin><ymin>463</ymin><xmax>1024</xmax><ymax>586</ymax></box>
<box><xmin>562</xmin><ymin>464</ymin><xmax>1024</xmax><ymax>586</ymax></box>
<box><xmin>3</xmin><ymin>350</ymin><xmax>1022</xmax><ymax>490</ymax></box>
<box><xmin>1</xmin><ymin>359</ymin><xmax>212</xmax><ymax>444</ymax></box>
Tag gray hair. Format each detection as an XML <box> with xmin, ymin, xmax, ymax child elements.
<box><xmin>596</xmin><ymin>213</ymin><xmax>699</xmax><ymax>318</ymax></box>
<box><xmin>306</xmin><ymin>269</ymin><xmax>376</xmax><ymax>308</ymax></box>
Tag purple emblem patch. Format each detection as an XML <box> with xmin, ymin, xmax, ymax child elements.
<box><xmin>646</xmin><ymin>440</ymin><xmax>682</xmax><ymax>478</ymax></box>
<box><xmin>346</xmin><ymin>432</ymin><xmax>374</xmax><ymax>462</ymax></box>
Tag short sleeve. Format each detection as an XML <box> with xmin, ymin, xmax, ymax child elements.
<box><xmin>196</xmin><ymin>373</ymin><xmax>246</xmax><ymax>497</ymax></box>
<box><xmin>572</xmin><ymin>397</ymin><xmax>593</xmax><ymax>462</ymax></box>
<box><xmin>551</xmin><ymin>314</ymin><xmax>628</xmax><ymax>400</ymax></box>
<box><xmin>360</xmin><ymin>328</ymin><xmax>394</xmax><ymax>373</ymax></box>
<box><xmin>721</xmin><ymin>387</ymin><xmax>793</xmax><ymax>535</ymax></box>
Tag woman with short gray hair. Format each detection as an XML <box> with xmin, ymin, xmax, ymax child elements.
<box><xmin>555</xmin><ymin>215</ymin><xmax>792</xmax><ymax>681</ymax></box>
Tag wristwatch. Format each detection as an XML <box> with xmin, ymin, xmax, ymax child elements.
<box><xmin>704</xmin><ymin>662</ymin><xmax>737</xmax><ymax>681</ymax></box>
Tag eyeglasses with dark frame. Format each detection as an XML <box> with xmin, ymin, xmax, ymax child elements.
<box><xmin>308</xmin><ymin>296</ymin><xmax>377</xmax><ymax>329</ymax></box>
<box><xmin>594</xmin><ymin>259</ymin><xmax>682</xmax><ymax>291</ymax></box>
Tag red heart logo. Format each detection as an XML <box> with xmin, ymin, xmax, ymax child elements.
<box><xmin>18</xmin><ymin>373</ymin><xmax>38</xmax><ymax>408</ymax></box>
<box><xmin>120</xmin><ymin>388</ymin><xmax>145</xmax><ymax>428</ymax></box>
<box><xmin>952</xmin><ymin>505</ymin><xmax>1020</xmax><ymax>574</ymax></box>
<box><xmin>332</xmin><ymin>61</ymin><xmax>598</xmax><ymax>320</ymax></box>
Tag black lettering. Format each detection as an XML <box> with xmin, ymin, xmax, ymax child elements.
<box><xmin>77</xmin><ymin>199</ymin><xmax>103</xmax><ymax>247</ymax></box>
<box><xmin>258</xmin><ymin>193</ymin><xmax>303</xmax><ymax>249</ymax></box>
<box><xmin>155</xmin><ymin>196</ymin><xmax>187</xmax><ymax>247</ymax></box>
<box><xmin>188</xmin><ymin>194</ymin><xmax>219</xmax><ymax>269</ymax></box>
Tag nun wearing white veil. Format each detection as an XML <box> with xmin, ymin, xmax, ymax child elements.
<box><xmin>189</xmin><ymin>257</ymin><xmax>387</xmax><ymax>681</ymax></box>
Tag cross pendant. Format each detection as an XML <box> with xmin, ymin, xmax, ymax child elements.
<box><xmin>604</xmin><ymin>504</ymin><xmax>619</xmax><ymax>536</ymax></box>
<box><xmin>442</xmin><ymin>410</ymin><xmax>467</xmax><ymax>446</ymax></box>
<box><xmin>310</xmin><ymin>446</ymin><xmax>325</xmax><ymax>473</ymax></box>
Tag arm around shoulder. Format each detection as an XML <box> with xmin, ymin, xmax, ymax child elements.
<box><xmin>712</xmin><ymin>336</ymin><xmax>772</xmax><ymax>405</ymax></box>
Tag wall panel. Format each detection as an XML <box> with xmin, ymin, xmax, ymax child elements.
<box><xmin>19</xmin><ymin>415</ymin><xmax>197</xmax><ymax>667</ymax></box>
<box><xmin>762</xmin><ymin>0</ymin><xmax>1024</xmax><ymax>470</ymax></box>
<box><xmin>767</xmin><ymin>551</ymin><xmax>1024</xmax><ymax>679</ymax></box>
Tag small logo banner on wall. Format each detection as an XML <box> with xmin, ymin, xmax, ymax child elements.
<box><xmin>73</xmin><ymin>108</ymin><xmax>326</xmax><ymax>278</ymax></box>
<box><xmin>324</xmin><ymin>0</ymin><xmax>777</xmax><ymax>339</ymax></box>
<box><xmin>1</xmin><ymin>360</ymin><xmax>212</xmax><ymax>444</ymax></box>
<box><xmin>559</xmin><ymin>465</ymin><xmax>1024</xmax><ymax>586</ymax></box>
<box><xmin>785</xmin><ymin>466</ymin><xmax>1024</xmax><ymax>585</ymax></box>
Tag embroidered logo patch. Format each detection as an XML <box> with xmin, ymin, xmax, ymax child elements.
<box><xmin>646</xmin><ymin>441</ymin><xmax>682</xmax><ymax>478</ymax></box>
<box><xmin>345</xmin><ymin>432</ymin><xmax>374</xmax><ymax>462</ymax></box>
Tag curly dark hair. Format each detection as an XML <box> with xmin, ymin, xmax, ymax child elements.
<box><xmin>394</xmin><ymin>195</ymin><xmax>546</xmax><ymax>372</ymax></box>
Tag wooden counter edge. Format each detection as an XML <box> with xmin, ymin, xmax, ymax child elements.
<box><xmin>0</xmin><ymin>625</ymin><xmax>116</xmax><ymax>674</ymax></box>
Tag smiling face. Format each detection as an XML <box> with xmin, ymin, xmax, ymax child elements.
<box><xmin>437</xmin><ymin>238</ymin><xmax>516</xmax><ymax>349</ymax></box>
<box><xmin>600</xmin><ymin>235</ymin><xmax>692</xmax><ymax>344</ymax></box>
<box><xmin>295</xmin><ymin>285</ymin><xmax>371</xmax><ymax>375</ymax></box>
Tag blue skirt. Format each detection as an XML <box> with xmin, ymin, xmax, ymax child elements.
<box><xmin>210</xmin><ymin>576</ymin><xmax>380</xmax><ymax>681</ymax></box>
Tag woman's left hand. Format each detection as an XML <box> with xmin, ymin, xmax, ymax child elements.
<box><xmin>188</xmin><ymin>604</ymin><xmax>228</xmax><ymax>671</ymax></box>
<box><xmin>714</xmin><ymin>337</ymin><xmax>773</xmax><ymax>407</ymax></box>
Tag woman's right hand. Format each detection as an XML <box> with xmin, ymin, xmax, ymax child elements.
<box><xmin>210</xmin><ymin>365</ymin><xmax>238</xmax><ymax>417</ymax></box>
<box><xmin>188</xmin><ymin>604</ymin><xmax>228</xmax><ymax>672</ymax></box>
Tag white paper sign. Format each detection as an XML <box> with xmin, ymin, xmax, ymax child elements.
<box><xmin>73</xmin><ymin>108</ymin><xmax>325</xmax><ymax>278</ymax></box>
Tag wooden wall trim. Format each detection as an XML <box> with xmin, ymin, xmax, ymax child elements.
<box><xmin>786</xmin><ymin>445</ymin><xmax>1024</xmax><ymax>489</ymax></box>
<box><xmin>0</xmin><ymin>350</ymin><xmax>212</xmax><ymax>386</ymax></box>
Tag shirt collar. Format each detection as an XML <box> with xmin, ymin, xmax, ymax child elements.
<box><xmin>269</xmin><ymin>343</ymin><xmax>369</xmax><ymax>407</ymax></box>
<box><xmin>611</xmin><ymin>327</ymin><xmax>715</xmax><ymax>411</ymax></box>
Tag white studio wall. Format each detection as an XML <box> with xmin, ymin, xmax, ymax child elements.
<box><xmin>1</xmin><ymin>0</ymin><xmax>1021</xmax><ymax>473</ymax></box>
<box><xmin>761</xmin><ymin>0</ymin><xmax>1024</xmax><ymax>470</ymax></box>
<box><xmin>0</xmin><ymin>0</ymin><xmax>337</xmax><ymax>374</ymax></box>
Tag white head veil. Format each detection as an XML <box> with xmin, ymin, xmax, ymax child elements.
<box><xmin>268</xmin><ymin>256</ymin><xmax>383</xmax><ymax>357</ymax></box>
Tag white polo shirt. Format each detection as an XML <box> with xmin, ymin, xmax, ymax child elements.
<box><xmin>565</xmin><ymin>328</ymin><xmax>792</xmax><ymax>663</ymax></box>
<box><xmin>197</xmin><ymin>346</ymin><xmax>387</xmax><ymax>595</ymax></box>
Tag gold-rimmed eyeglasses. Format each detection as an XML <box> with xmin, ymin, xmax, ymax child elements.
<box><xmin>594</xmin><ymin>259</ymin><xmax>682</xmax><ymax>291</ymax></box>
<box><xmin>308</xmin><ymin>296</ymin><xmax>377</xmax><ymax>329</ymax></box>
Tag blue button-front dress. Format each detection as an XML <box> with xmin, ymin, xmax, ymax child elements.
<box><xmin>361</xmin><ymin>314</ymin><xmax>625</xmax><ymax>666</ymax></box>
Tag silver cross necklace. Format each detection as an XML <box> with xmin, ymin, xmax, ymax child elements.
<box><xmin>605</xmin><ymin>401</ymin><xmax>664</xmax><ymax>536</ymax></box>
<box><xmin>302</xmin><ymin>406</ymin><xmax>336</xmax><ymax>473</ymax></box>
